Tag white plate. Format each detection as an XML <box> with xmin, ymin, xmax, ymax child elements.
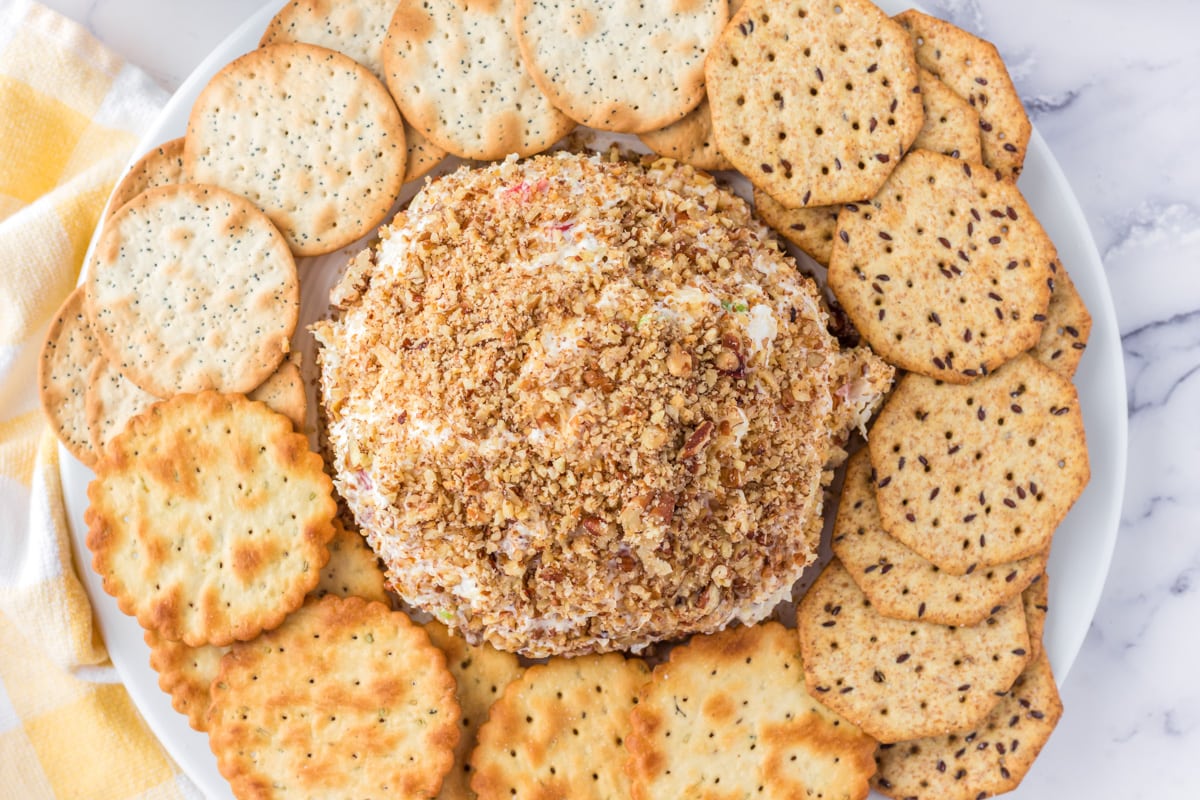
<box><xmin>62</xmin><ymin>2</ymin><xmax>1128</xmax><ymax>797</ymax></box>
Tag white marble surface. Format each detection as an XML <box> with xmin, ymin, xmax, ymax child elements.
<box><xmin>36</xmin><ymin>0</ymin><xmax>1200</xmax><ymax>797</ymax></box>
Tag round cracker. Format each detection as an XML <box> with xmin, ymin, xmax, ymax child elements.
<box><xmin>85</xmin><ymin>392</ymin><xmax>336</xmax><ymax>646</ymax></box>
<box><xmin>185</xmin><ymin>42</ymin><xmax>407</xmax><ymax>256</ymax></box>
<box><xmin>208</xmin><ymin>596</ymin><xmax>460</xmax><ymax>799</ymax></box>
<box><xmin>144</xmin><ymin>629</ymin><xmax>230</xmax><ymax>732</ymax></box>
<box><xmin>105</xmin><ymin>137</ymin><xmax>187</xmax><ymax>219</ymax></box>
<box><xmin>248</xmin><ymin>355</ymin><xmax>307</xmax><ymax>432</ymax></box>
<box><xmin>85</xmin><ymin>183</ymin><xmax>298</xmax><ymax>397</ymax></box>
<box><xmin>515</xmin><ymin>0</ymin><xmax>727</xmax><ymax>133</ymax></box>
<box><xmin>383</xmin><ymin>0</ymin><xmax>575</xmax><ymax>161</ymax></box>
<box><xmin>38</xmin><ymin>287</ymin><xmax>101</xmax><ymax>467</ymax></box>
<box><xmin>84</xmin><ymin>356</ymin><xmax>158</xmax><ymax>457</ymax></box>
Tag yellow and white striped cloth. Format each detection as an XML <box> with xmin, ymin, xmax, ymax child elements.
<box><xmin>0</xmin><ymin>2</ymin><xmax>200</xmax><ymax>796</ymax></box>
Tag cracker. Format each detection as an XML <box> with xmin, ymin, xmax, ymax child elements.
<box><xmin>1023</xmin><ymin>571</ymin><xmax>1049</xmax><ymax>663</ymax></box>
<box><xmin>867</xmin><ymin>354</ymin><xmax>1090</xmax><ymax>574</ymax></box>
<box><xmin>85</xmin><ymin>183</ymin><xmax>299</xmax><ymax>396</ymax></box>
<box><xmin>105</xmin><ymin>137</ymin><xmax>187</xmax><ymax>218</ymax></box>
<box><xmin>827</xmin><ymin>148</ymin><xmax>1056</xmax><ymax>383</ymax></box>
<box><xmin>638</xmin><ymin>98</ymin><xmax>732</xmax><ymax>172</ymax></box>
<box><xmin>208</xmin><ymin>595</ymin><xmax>460</xmax><ymax>798</ymax></box>
<box><xmin>84</xmin><ymin>356</ymin><xmax>157</xmax><ymax>457</ymax></box>
<box><xmin>470</xmin><ymin>652</ymin><xmax>648</xmax><ymax>799</ymax></box>
<box><xmin>873</xmin><ymin>652</ymin><xmax>1062</xmax><ymax>800</ymax></box>
<box><xmin>707</xmin><ymin>0</ymin><xmax>923</xmax><ymax>207</ymax></box>
<box><xmin>38</xmin><ymin>287</ymin><xmax>101</xmax><ymax>467</ymax></box>
<box><xmin>753</xmin><ymin>188</ymin><xmax>840</xmax><ymax>266</ymax></box>
<box><xmin>913</xmin><ymin>67</ymin><xmax>983</xmax><ymax>162</ymax></box>
<box><xmin>423</xmin><ymin>621</ymin><xmax>524</xmax><ymax>800</ymax></box>
<box><xmin>895</xmin><ymin>10</ymin><xmax>1031</xmax><ymax>179</ymax></box>
<box><xmin>626</xmin><ymin>621</ymin><xmax>877</xmax><ymax>800</ymax></box>
<box><xmin>144</xmin><ymin>629</ymin><xmax>229</xmax><ymax>732</ymax></box>
<box><xmin>384</xmin><ymin>0</ymin><xmax>576</xmax><ymax>161</ymax></box>
<box><xmin>186</xmin><ymin>42</ymin><xmax>407</xmax><ymax>256</ymax></box>
<box><xmin>1030</xmin><ymin>262</ymin><xmax>1091</xmax><ymax>378</ymax></box>
<box><xmin>832</xmin><ymin>449</ymin><xmax>1048</xmax><ymax>626</ymax></box>
<box><xmin>248</xmin><ymin>354</ymin><xmax>307</xmax><ymax>431</ymax></box>
<box><xmin>797</xmin><ymin>559</ymin><xmax>1030</xmax><ymax>743</ymax></box>
<box><xmin>310</xmin><ymin>517</ymin><xmax>389</xmax><ymax>604</ymax></box>
<box><xmin>258</xmin><ymin>0</ymin><xmax>446</xmax><ymax>183</ymax></box>
<box><xmin>85</xmin><ymin>392</ymin><xmax>336</xmax><ymax>646</ymax></box>
<box><xmin>515</xmin><ymin>0</ymin><xmax>725</xmax><ymax>134</ymax></box>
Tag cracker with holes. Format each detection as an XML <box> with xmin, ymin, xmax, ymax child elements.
<box><xmin>638</xmin><ymin>99</ymin><xmax>732</xmax><ymax>172</ymax></box>
<box><xmin>707</xmin><ymin>0</ymin><xmax>922</xmax><ymax>208</ymax></box>
<box><xmin>515</xmin><ymin>0</ymin><xmax>726</xmax><ymax>134</ymax></box>
<box><xmin>424</xmin><ymin>621</ymin><xmax>524</xmax><ymax>800</ymax></box>
<box><xmin>754</xmin><ymin>187</ymin><xmax>841</xmax><ymax>265</ymax></box>
<box><xmin>85</xmin><ymin>183</ymin><xmax>298</xmax><ymax>396</ymax></box>
<box><xmin>85</xmin><ymin>392</ymin><xmax>336</xmax><ymax>646</ymax></box>
<box><xmin>39</xmin><ymin>288</ymin><xmax>102</xmax><ymax>467</ymax></box>
<box><xmin>186</xmin><ymin>42</ymin><xmax>406</xmax><ymax>256</ymax></box>
<box><xmin>470</xmin><ymin>652</ymin><xmax>648</xmax><ymax>800</ymax></box>
<box><xmin>144</xmin><ymin>629</ymin><xmax>230</xmax><ymax>732</ymax></box>
<box><xmin>248</xmin><ymin>354</ymin><xmax>307</xmax><ymax>431</ymax></box>
<box><xmin>832</xmin><ymin>450</ymin><xmax>1048</xmax><ymax>626</ymax></box>
<box><xmin>106</xmin><ymin>137</ymin><xmax>187</xmax><ymax>218</ymax></box>
<box><xmin>1030</xmin><ymin>263</ymin><xmax>1091</xmax><ymax>378</ymax></box>
<box><xmin>797</xmin><ymin>559</ymin><xmax>1030</xmax><ymax>743</ymax></box>
<box><xmin>208</xmin><ymin>596</ymin><xmax>460</xmax><ymax>798</ymax></box>
<box><xmin>895</xmin><ymin>10</ymin><xmax>1031</xmax><ymax>179</ymax></box>
<box><xmin>867</xmin><ymin>354</ymin><xmax>1089</xmax><ymax>575</ymax></box>
<box><xmin>259</xmin><ymin>0</ymin><xmax>446</xmax><ymax>183</ymax></box>
<box><xmin>1023</xmin><ymin>571</ymin><xmax>1049</xmax><ymax>662</ymax></box>
<box><xmin>827</xmin><ymin>149</ymin><xmax>1056</xmax><ymax>383</ymax></box>
<box><xmin>84</xmin><ymin>356</ymin><xmax>157</xmax><ymax>458</ymax></box>
<box><xmin>384</xmin><ymin>0</ymin><xmax>575</xmax><ymax>161</ymax></box>
<box><xmin>872</xmin><ymin>652</ymin><xmax>1062</xmax><ymax>800</ymax></box>
<box><xmin>310</xmin><ymin>517</ymin><xmax>389</xmax><ymax>604</ymax></box>
<box><xmin>913</xmin><ymin>67</ymin><xmax>982</xmax><ymax>162</ymax></box>
<box><xmin>626</xmin><ymin>621</ymin><xmax>877</xmax><ymax>800</ymax></box>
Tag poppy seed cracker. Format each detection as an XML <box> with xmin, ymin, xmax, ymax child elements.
<box><xmin>706</xmin><ymin>0</ymin><xmax>923</xmax><ymax>208</ymax></box>
<box><xmin>867</xmin><ymin>355</ymin><xmax>1090</xmax><ymax>575</ymax></box>
<box><xmin>83</xmin><ymin>356</ymin><xmax>157</xmax><ymax>458</ymax></box>
<box><xmin>1030</xmin><ymin>262</ymin><xmax>1091</xmax><ymax>379</ymax></box>
<box><xmin>797</xmin><ymin>559</ymin><xmax>1030</xmax><ymax>744</ymax></box>
<box><xmin>753</xmin><ymin>187</ymin><xmax>841</xmax><ymax>265</ymax></box>
<box><xmin>38</xmin><ymin>288</ymin><xmax>102</xmax><ymax>467</ymax></box>
<box><xmin>827</xmin><ymin>149</ymin><xmax>1056</xmax><ymax>383</ymax></box>
<box><xmin>105</xmin><ymin>137</ymin><xmax>187</xmax><ymax>219</ymax></box>
<box><xmin>913</xmin><ymin>67</ymin><xmax>983</xmax><ymax>162</ymax></box>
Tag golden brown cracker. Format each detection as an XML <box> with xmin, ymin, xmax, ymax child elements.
<box><xmin>913</xmin><ymin>67</ymin><xmax>983</xmax><ymax>162</ymax></box>
<box><xmin>144</xmin><ymin>628</ymin><xmax>229</xmax><ymax>732</ymax></box>
<box><xmin>38</xmin><ymin>287</ymin><xmax>102</xmax><ymax>467</ymax></box>
<box><xmin>753</xmin><ymin>187</ymin><xmax>840</xmax><ymax>265</ymax></box>
<box><xmin>1031</xmin><ymin>262</ymin><xmax>1091</xmax><ymax>379</ymax></box>
<box><xmin>106</xmin><ymin>137</ymin><xmax>187</xmax><ymax>218</ymax></box>
<box><xmin>310</xmin><ymin>517</ymin><xmax>389</xmax><ymax>604</ymax></box>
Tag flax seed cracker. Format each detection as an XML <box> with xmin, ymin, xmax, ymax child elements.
<box><xmin>895</xmin><ymin>10</ymin><xmax>1031</xmax><ymax>179</ymax></box>
<box><xmin>913</xmin><ymin>67</ymin><xmax>982</xmax><ymax>162</ymax></box>
<box><xmin>470</xmin><ymin>652</ymin><xmax>649</xmax><ymax>800</ymax></box>
<box><xmin>1023</xmin><ymin>571</ymin><xmax>1048</xmax><ymax>662</ymax></box>
<box><xmin>515</xmin><ymin>0</ymin><xmax>726</xmax><ymax>134</ymax></box>
<box><xmin>867</xmin><ymin>355</ymin><xmax>1090</xmax><ymax>575</ymax></box>
<box><xmin>1030</xmin><ymin>262</ymin><xmax>1091</xmax><ymax>379</ymax></box>
<box><xmin>872</xmin><ymin>652</ymin><xmax>1061</xmax><ymax>800</ymax></box>
<box><xmin>85</xmin><ymin>392</ymin><xmax>336</xmax><ymax>646</ymax></box>
<box><xmin>832</xmin><ymin>449</ymin><xmax>1048</xmax><ymax>626</ymax></box>
<box><xmin>638</xmin><ymin>99</ymin><xmax>733</xmax><ymax>172</ymax></box>
<box><xmin>259</xmin><ymin>0</ymin><xmax>446</xmax><ymax>182</ymax></box>
<box><xmin>827</xmin><ymin>149</ymin><xmax>1056</xmax><ymax>383</ymax></box>
<box><xmin>208</xmin><ymin>596</ymin><xmax>460</xmax><ymax>799</ymax></box>
<box><xmin>707</xmin><ymin>0</ymin><xmax>922</xmax><ymax>208</ymax></box>
<box><xmin>186</xmin><ymin>42</ymin><xmax>406</xmax><ymax>256</ymax></box>
<box><xmin>797</xmin><ymin>559</ymin><xmax>1030</xmax><ymax>743</ymax></box>
<box><xmin>144</xmin><ymin>629</ymin><xmax>230</xmax><ymax>732</ymax></box>
<box><xmin>626</xmin><ymin>621</ymin><xmax>877</xmax><ymax>800</ymax></box>
<box><xmin>753</xmin><ymin>187</ymin><xmax>841</xmax><ymax>266</ymax></box>
<box><xmin>38</xmin><ymin>287</ymin><xmax>102</xmax><ymax>467</ymax></box>
<box><xmin>105</xmin><ymin>137</ymin><xmax>187</xmax><ymax>219</ymax></box>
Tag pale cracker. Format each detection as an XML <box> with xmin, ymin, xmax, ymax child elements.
<box><xmin>626</xmin><ymin>621</ymin><xmax>877</xmax><ymax>800</ymax></box>
<box><xmin>827</xmin><ymin>149</ymin><xmax>1056</xmax><ymax>383</ymax></box>
<box><xmin>470</xmin><ymin>652</ymin><xmax>649</xmax><ymax>800</ymax></box>
<box><xmin>85</xmin><ymin>183</ymin><xmax>299</xmax><ymax>397</ymax></box>
<box><xmin>913</xmin><ymin>67</ymin><xmax>983</xmax><ymax>162</ymax></box>
<box><xmin>638</xmin><ymin>98</ymin><xmax>732</xmax><ymax>172</ymax></box>
<box><xmin>515</xmin><ymin>0</ymin><xmax>726</xmax><ymax>134</ymax></box>
<box><xmin>753</xmin><ymin>187</ymin><xmax>840</xmax><ymax>266</ymax></box>
<box><xmin>797</xmin><ymin>559</ymin><xmax>1030</xmax><ymax>743</ymax></box>
<box><xmin>310</xmin><ymin>517</ymin><xmax>389</xmax><ymax>604</ymax></box>
<box><xmin>85</xmin><ymin>392</ymin><xmax>336</xmax><ymax>646</ymax></box>
<box><xmin>144</xmin><ymin>628</ymin><xmax>229</xmax><ymax>732</ymax></box>
<box><xmin>1023</xmin><ymin>571</ymin><xmax>1049</xmax><ymax>662</ymax></box>
<box><xmin>384</xmin><ymin>0</ymin><xmax>575</xmax><ymax>160</ymax></box>
<box><xmin>105</xmin><ymin>137</ymin><xmax>187</xmax><ymax>219</ymax></box>
<box><xmin>868</xmin><ymin>354</ymin><xmax>1090</xmax><ymax>574</ymax></box>
<box><xmin>248</xmin><ymin>354</ymin><xmax>307</xmax><ymax>431</ymax></box>
<box><xmin>258</xmin><ymin>0</ymin><xmax>446</xmax><ymax>182</ymax></box>
<box><xmin>833</xmin><ymin>449</ymin><xmax>1048</xmax><ymax>626</ymax></box>
<box><xmin>873</xmin><ymin>652</ymin><xmax>1062</xmax><ymax>800</ymax></box>
<box><xmin>84</xmin><ymin>355</ymin><xmax>157</xmax><ymax>457</ymax></box>
<box><xmin>707</xmin><ymin>0</ymin><xmax>923</xmax><ymax>207</ymax></box>
<box><xmin>1030</xmin><ymin>262</ymin><xmax>1091</xmax><ymax>379</ymax></box>
<box><xmin>186</xmin><ymin>42</ymin><xmax>407</xmax><ymax>256</ymax></box>
<box><xmin>208</xmin><ymin>596</ymin><xmax>460</xmax><ymax>799</ymax></box>
<box><xmin>38</xmin><ymin>287</ymin><xmax>101</xmax><ymax>467</ymax></box>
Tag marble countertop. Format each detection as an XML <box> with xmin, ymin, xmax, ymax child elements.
<box><xmin>37</xmin><ymin>0</ymin><xmax>1200</xmax><ymax>797</ymax></box>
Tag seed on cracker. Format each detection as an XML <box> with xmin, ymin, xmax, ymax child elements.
<box><xmin>1030</xmin><ymin>262</ymin><xmax>1091</xmax><ymax>378</ymax></box>
<box><xmin>186</xmin><ymin>42</ymin><xmax>407</xmax><ymax>256</ymax></box>
<box><xmin>832</xmin><ymin>450</ymin><xmax>1048</xmax><ymax>626</ymax></box>
<box><xmin>248</xmin><ymin>354</ymin><xmax>307</xmax><ymax>432</ymax></box>
<box><xmin>913</xmin><ymin>67</ymin><xmax>983</xmax><ymax>162</ymax></box>
<box><xmin>84</xmin><ymin>356</ymin><xmax>157</xmax><ymax>458</ymax></box>
<box><xmin>85</xmin><ymin>392</ymin><xmax>336</xmax><ymax>646</ymax></box>
<box><xmin>208</xmin><ymin>595</ymin><xmax>460</xmax><ymax>798</ymax></box>
<box><xmin>384</xmin><ymin>0</ymin><xmax>576</xmax><ymax>161</ymax></box>
<box><xmin>85</xmin><ymin>183</ymin><xmax>299</xmax><ymax>397</ymax></box>
<box><xmin>38</xmin><ymin>287</ymin><xmax>102</xmax><ymax>467</ymax></box>
<box><xmin>754</xmin><ymin>187</ymin><xmax>841</xmax><ymax>266</ymax></box>
<box><xmin>470</xmin><ymin>652</ymin><xmax>648</xmax><ymax>799</ymax></box>
<box><xmin>867</xmin><ymin>354</ymin><xmax>1090</xmax><ymax>575</ymax></box>
<box><xmin>797</xmin><ymin>559</ymin><xmax>1030</xmax><ymax>743</ymax></box>
<box><xmin>626</xmin><ymin>621</ymin><xmax>877</xmax><ymax>800</ymax></box>
<box><xmin>827</xmin><ymin>148</ymin><xmax>1056</xmax><ymax>383</ymax></box>
<box><xmin>310</xmin><ymin>517</ymin><xmax>389</xmax><ymax>604</ymax></box>
<box><xmin>1023</xmin><ymin>571</ymin><xmax>1049</xmax><ymax>662</ymax></box>
<box><xmin>259</xmin><ymin>0</ymin><xmax>446</xmax><ymax>183</ymax></box>
<box><xmin>873</xmin><ymin>652</ymin><xmax>1062</xmax><ymax>800</ymax></box>
<box><xmin>638</xmin><ymin>98</ymin><xmax>732</xmax><ymax>172</ymax></box>
<box><xmin>144</xmin><ymin>629</ymin><xmax>229</xmax><ymax>732</ymax></box>
<box><xmin>895</xmin><ymin>10</ymin><xmax>1031</xmax><ymax>179</ymax></box>
<box><xmin>106</xmin><ymin>137</ymin><xmax>187</xmax><ymax>218</ymax></box>
<box><xmin>707</xmin><ymin>0</ymin><xmax>923</xmax><ymax>208</ymax></box>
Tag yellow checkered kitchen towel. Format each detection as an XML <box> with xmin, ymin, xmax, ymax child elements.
<box><xmin>0</xmin><ymin>2</ymin><xmax>201</xmax><ymax>797</ymax></box>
